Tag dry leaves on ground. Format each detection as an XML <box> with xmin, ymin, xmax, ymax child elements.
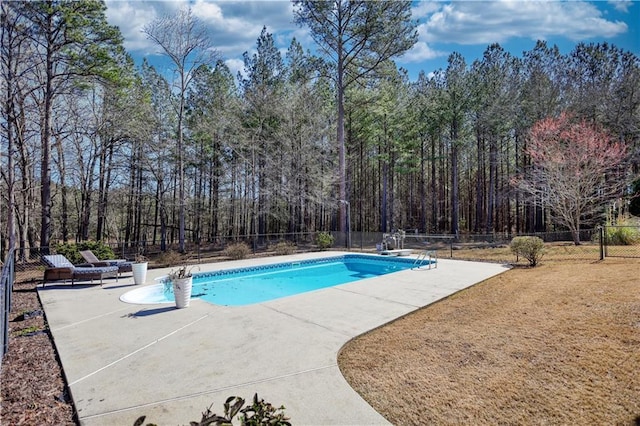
<box><xmin>1</xmin><ymin>282</ymin><xmax>76</xmax><ymax>425</ymax></box>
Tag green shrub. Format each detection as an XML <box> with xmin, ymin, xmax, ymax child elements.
<box><xmin>225</xmin><ymin>242</ymin><xmax>251</xmax><ymax>260</ymax></box>
<box><xmin>54</xmin><ymin>243</ymin><xmax>83</xmax><ymax>264</ymax></box>
<box><xmin>273</xmin><ymin>241</ymin><xmax>296</xmax><ymax>256</ymax></box>
<box><xmin>605</xmin><ymin>225</ymin><xmax>640</xmax><ymax>245</ymax></box>
<box><xmin>78</xmin><ymin>241</ymin><xmax>115</xmax><ymax>260</ymax></box>
<box><xmin>54</xmin><ymin>241</ymin><xmax>115</xmax><ymax>264</ymax></box>
<box><xmin>315</xmin><ymin>231</ymin><xmax>334</xmax><ymax>250</ymax></box>
<box><xmin>510</xmin><ymin>236</ymin><xmax>545</xmax><ymax>267</ymax></box>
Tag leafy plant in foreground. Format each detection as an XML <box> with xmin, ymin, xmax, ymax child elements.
<box><xmin>133</xmin><ymin>393</ymin><xmax>290</xmax><ymax>426</ymax></box>
<box><xmin>239</xmin><ymin>393</ymin><xmax>290</xmax><ymax>426</ymax></box>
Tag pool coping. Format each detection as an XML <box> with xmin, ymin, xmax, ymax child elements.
<box><xmin>38</xmin><ymin>251</ymin><xmax>510</xmax><ymax>425</ymax></box>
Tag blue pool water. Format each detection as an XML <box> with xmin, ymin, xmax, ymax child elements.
<box><xmin>120</xmin><ymin>254</ymin><xmax>425</xmax><ymax>306</ymax></box>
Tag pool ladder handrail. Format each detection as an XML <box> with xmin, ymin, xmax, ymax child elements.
<box><xmin>412</xmin><ymin>250</ymin><xmax>437</xmax><ymax>270</ymax></box>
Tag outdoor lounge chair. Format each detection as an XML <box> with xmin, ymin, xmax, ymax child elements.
<box><xmin>42</xmin><ymin>254</ymin><xmax>118</xmax><ymax>287</ymax></box>
<box><xmin>79</xmin><ymin>250</ymin><xmax>133</xmax><ymax>276</ymax></box>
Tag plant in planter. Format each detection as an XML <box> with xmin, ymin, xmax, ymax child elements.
<box><xmin>167</xmin><ymin>265</ymin><xmax>200</xmax><ymax>308</ymax></box>
<box><xmin>132</xmin><ymin>251</ymin><xmax>149</xmax><ymax>285</ymax></box>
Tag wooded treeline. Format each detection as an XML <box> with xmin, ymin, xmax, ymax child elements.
<box><xmin>1</xmin><ymin>1</ymin><xmax>639</xmax><ymax>254</ymax></box>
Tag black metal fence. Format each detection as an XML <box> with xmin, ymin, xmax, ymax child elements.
<box><xmin>1</xmin><ymin>249</ymin><xmax>15</xmax><ymax>361</ymax></box>
<box><xmin>103</xmin><ymin>232</ymin><xmax>322</xmax><ymax>262</ymax></box>
<box><xmin>2</xmin><ymin>229</ymin><xmax>610</xmax><ymax>285</ymax></box>
<box><xmin>601</xmin><ymin>225</ymin><xmax>640</xmax><ymax>258</ymax></box>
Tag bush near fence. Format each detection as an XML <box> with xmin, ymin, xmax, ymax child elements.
<box><xmin>601</xmin><ymin>225</ymin><xmax>640</xmax><ymax>258</ymax></box>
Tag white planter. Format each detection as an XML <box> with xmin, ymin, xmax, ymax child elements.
<box><xmin>172</xmin><ymin>276</ymin><xmax>192</xmax><ymax>308</ymax></box>
<box><xmin>132</xmin><ymin>262</ymin><xmax>148</xmax><ymax>285</ymax></box>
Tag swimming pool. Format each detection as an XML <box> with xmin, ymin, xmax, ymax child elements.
<box><xmin>120</xmin><ymin>254</ymin><xmax>429</xmax><ymax>306</ymax></box>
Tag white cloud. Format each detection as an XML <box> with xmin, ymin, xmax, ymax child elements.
<box><xmin>411</xmin><ymin>1</ymin><xmax>441</xmax><ymax>19</ymax></box>
<box><xmin>225</xmin><ymin>58</ymin><xmax>246</xmax><ymax>80</ymax></box>
<box><xmin>191</xmin><ymin>0</ymin><xmax>224</xmax><ymax>22</ymax></box>
<box><xmin>608</xmin><ymin>0</ymin><xmax>632</xmax><ymax>13</ymax></box>
<box><xmin>402</xmin><ymin>41</ymin><xmax>448</xmax><ymax>63</ymax></box>
<box><xmin>421</xmin><ymin>0</ymin><xmax>628</xmax><ymax>45</ymax></box>
<box><xmin>105</xmin><ymin>1</ymin><xmax>158</xmax><ymax>54</ymax></box>
<box><xmin>107</xmin><ymin>0</ymin><xmax>633</xmax><ymax>80</ymax></box>
<box><xmin>106</xmin><ymin>1</ymin><xmax>300</xmax><ymax>62</ymax></box>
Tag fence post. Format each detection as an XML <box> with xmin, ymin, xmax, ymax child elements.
<box><xmin>599</xmin><ymin>226</ymin><xmax>605</xmax><ymax>260</ymax></box>
<box><xmin>1</xmin><ymin>249</ymin><xmax>15</xmax><ymax>359</ymax></box>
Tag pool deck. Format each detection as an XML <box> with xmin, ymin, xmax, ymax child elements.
<box><xmin>38</xmin><ymin>252</ymin><xmax>509</xmax><ymax>425</ymax></box>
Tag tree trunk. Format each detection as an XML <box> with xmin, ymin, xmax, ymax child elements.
<box><xmin>96</xmin><ymin>140</ymin><xmax>114</xmax><ymax>241</ymax></box>
<box><xmin>475</xmin><ymin>133</ymin><xmax>485</xmax><ymax>233</ymax></box>
<box><xmin>2</xmin><ymin>14</ymin><xmax>17</xmax><ymax>251</ymax></box>
<box><xmin>420</xmin><ymin>137</ymin><xmax>427</xmax><ymax>232</ymax></box>
<box><xmin>177</xmin><ymin>77</ymin><xmax>186</xmax><ymax>253</ymax></box>
<box><xmin>54</xmin><ymin>136</ymin><xmax>69</xmax><ymax>242</ymax></box>
<box><xmin>487</xmin><ymin>137</ymin><xmax>498</xmax><ymax>234</ymax></box>
<box><xmin>40</xmin><ymin>19</ymin><xmax>54</xmax><ymax>251</ymax></box>
<box><xmin>451</xmin><ymin>141</ymin><xmax>459</xmax><ymax>237</ymax></box>
<box><xmin>124</xmin><ymin>147</ymin><xmax>136</xmax><ymax>245</ymax></box>
<box><xmin>431</xmin><ymin>136</ymin><xmax>437</xmax><ymax>233</ymax></box>
<box><xmin>337</xmin><ymin>35</ymin><xmax>347</xmax><ymax>234</ymax></box>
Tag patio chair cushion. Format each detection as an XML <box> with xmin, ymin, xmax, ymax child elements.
<box><xmin>79</xmin><ymin>250</ymin><xmax>132</xmax><ymax>274</ymax></box>
<box><xmin>43</xmin><ymin>254</ymin><xmax>74</xmax><ymax>269</ymax></box>
<box><xmin>73</xmin><ymin>266</ymin><xmax>119</xmax><ymax>279</ymax></box>
<box><xmin>79</xmin><ymin>250</ymin><xmax>127</xmax><ymax>265</ymax></box>
<box><xmin>114</xmin><ymin>261</ymin><xmax>133</xmax><ymax>273</ymax></box>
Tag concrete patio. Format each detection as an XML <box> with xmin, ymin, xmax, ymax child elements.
<box><xmin>38</xmin><ymin>252</ymin><xmax>509</xmax><ymax>425</ymax></box>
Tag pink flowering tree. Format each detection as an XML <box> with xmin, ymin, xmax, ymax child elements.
<box><xmin>515</xmin><ymin>112</ymin><xmax>628</xmax><ymax>245</ymax></box>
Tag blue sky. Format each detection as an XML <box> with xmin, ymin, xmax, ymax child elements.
<box><xmin>105</xmin><ymin>0</ymin><xmax>639</xmax><ymax>81</ymax></box>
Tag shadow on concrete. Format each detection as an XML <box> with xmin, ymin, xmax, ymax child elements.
<box><xmin>125</xmin><ymin>306</ymin><xmax>175</xmax><ymax>318</ymax></box>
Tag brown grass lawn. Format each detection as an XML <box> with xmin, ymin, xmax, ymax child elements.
<box><xmin>339</xmin><ymin>248</ymin><xmax>640</xmax><ymax>425</ymax></box>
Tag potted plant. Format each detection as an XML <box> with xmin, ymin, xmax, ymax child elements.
<box><xmin>167</xmin><ymin>265</ymin><xmax>199</xmax><ymax>308</ymax></box>
<box><xmin>132</xmin><ymin>251</ymin><xmax>148</xmax><ymax>285</ymax></box>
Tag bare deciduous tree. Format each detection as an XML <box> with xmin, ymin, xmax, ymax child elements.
<box><xmin>144</xmin><ymin>6</ymin><xmax>217</xmax><ymax>253</ymax></box>
<box><xmin>514</xmin><ymin>112</ymin><xmax>629</xmax><ymax>244</ymax></box>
